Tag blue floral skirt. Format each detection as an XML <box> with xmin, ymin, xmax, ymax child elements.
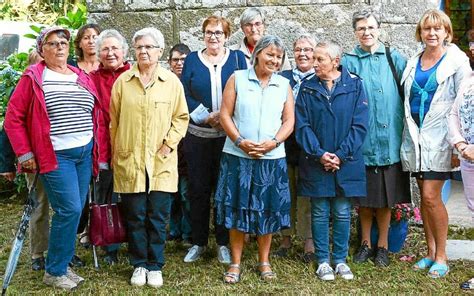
<box><xmin>215</xmin><ymin>153</ymin><xmax>291</xmax><ymax>235</ymax></box>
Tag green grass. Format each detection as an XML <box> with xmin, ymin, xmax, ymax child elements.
<box><xmin>0</xmin><ymin>197</ymin><xmax>473</xmax><ymax>295</ymax></box>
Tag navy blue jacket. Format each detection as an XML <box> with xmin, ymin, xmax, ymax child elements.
<box><xmin>0</xmin><ymin>128</ymin><xmax>16</xmax><ymax>173</ymax></box>
<box><xmin>279</xmin><ymin>70</ymin><xmax>299</xmax><ymax>166</ymax></box>
<box><xmin>295</xmin><ymin>67</ymin><xmax>369</xmax><ymax>198</ymax></box>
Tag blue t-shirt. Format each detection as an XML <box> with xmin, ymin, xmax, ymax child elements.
<box><xmin>410</xmin><ymin>54</ymin><xmax>446</xmax><ymax>126</ymax></box>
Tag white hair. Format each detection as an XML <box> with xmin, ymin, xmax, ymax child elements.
<box><xmin>132</xmin><ymin>27</ymin><xmax>165</xmax><ymax>49</ymax></box>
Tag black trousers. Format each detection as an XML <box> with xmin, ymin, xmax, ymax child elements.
<box><xmin>183</xmin><ymin>133</ymin><xmax>229</xmax><ymax>246</ymax></box>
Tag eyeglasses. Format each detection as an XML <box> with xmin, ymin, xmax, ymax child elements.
<box><xmin>355</xmin><ymin>26</ymin><xmax>378</xmax><ymax>33</ymax></box>
<box><xmin>100</xmin><ymin>46</ymin><xmax>122</xmax><ymax>54</ymax></box>
<box><xmin>204</xmin><ymin>30</ymin><xmax>224</xmax><ymax>39</ymax></box>
<box><xmin>243</xmin><ymin>22</ymin><xmax>263</xmax><ymax>29</ymax></box>
<box><xmin>469</xmin><ymin>41</ymin><xmax>474</xmax><ymax>48</ymax></box>
<box><xmin>170</xmin><ymin>57</ymin><xmax>186</xmax><ymax>63</ymax></box>
<box><xmin>45</xmin><ymin>41</ymin><xmax>69</xmax><ymax>48</ymax></box>
<box><xmin>294</xmin><ymin>47</ymin><xmax>314</xmax><ymax>53</ymax></box>
<box><xmin>134</xmin><ymin>45</ymin><xmax>160</xmax><ymax>51</ymax></box>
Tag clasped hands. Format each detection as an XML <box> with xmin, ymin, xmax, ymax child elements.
<box><xmin>320</xmin><ymin>152</ymin><xmax>340</xmax><ymax>172</ymax></box>
<box><xmin>238</xmin><ymin>139</ymin><xmax>276</xmax><ymax>159</ymax></box>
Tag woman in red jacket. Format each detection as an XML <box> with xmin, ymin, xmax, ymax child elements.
<box><xmin>4</xmin><ymin>26</ymin><xmax>105</xmax><ymax>291</ymax></box>
<box><xmin>89</xmin><ymin>29</ymin><xmax>131</xmax><ymax>264</ymax></box>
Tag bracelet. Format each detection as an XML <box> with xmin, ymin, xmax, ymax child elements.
<box><xmin>234</xmin><ymin>136</ymin><xmax>244</xmax><ymax>147</ymax></box>
<box><xmin>272</xmin><ymin>137</ymin><xmax>281</xmax><ymax>147</ymax></box>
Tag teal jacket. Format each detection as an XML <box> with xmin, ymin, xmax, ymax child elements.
<box><xmin>341</xmin><ymin>43</ymin><xmax>406</xmax><ymax>166</ymax></box>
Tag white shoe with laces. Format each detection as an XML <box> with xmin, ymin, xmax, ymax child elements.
<box><xmin>130</xmin><ymin>267</ymin><xmax>147</xmax><ymax>286</ymax></box>
<box><xmin>335</xmin><ymin>263</ymin><xmax>354</xmax><ymax>280</ymax></box>
<box><xmin>147</xmin><ymin>270</ymin><xmax>163</xmax><ymax>288</ymax></box>
<box><xmin>316</xmin><ymin>262</ymin><xmax>335</xmax><ymax>281</ymax></box>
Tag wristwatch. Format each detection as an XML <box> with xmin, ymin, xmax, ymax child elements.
<box><xmin>234</xmin><ymin>136</ymin><xmax>244</xmax><ymax>147</ymax></box>
<box><xmin>272</xmin><ymin>137</ymin><xmax>281</xmax><ymax>147</ymax></box>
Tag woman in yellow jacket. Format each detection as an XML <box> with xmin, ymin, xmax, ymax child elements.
<box><xmin>110</xmin><ymin>27</ymin><xmax>189</xmax><ymax>288</ymax></box>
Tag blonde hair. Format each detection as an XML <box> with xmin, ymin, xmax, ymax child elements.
<box><xmin>415</xmin><ymin>9</ymin><xmax>453</xmax><ymax>44</ymax></box>
<box><xmin>28</xmin><ymin>49</ymin><xmax>42</xmax><ymax>66</ymax></box>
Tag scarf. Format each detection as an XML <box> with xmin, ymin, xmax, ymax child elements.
<box><xmin>411</xmin><ymin>70</ymin><xmax>438</xmax><ymax>128</ymax></box>
<box><xmin>292</xmin><ymin>68</ymin><xmax>315</xmax><ymax>100</ymax></box>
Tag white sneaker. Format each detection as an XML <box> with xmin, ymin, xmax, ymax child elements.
<box><xmin>217</xmin><ymin>245</ymin><xmax>231</xmax><ymax>264</ymax></box>
<box><xmin>316</xmin><ymin>262</ymin><xmax>335</xmax><ymax>281</ymax></box>
<box><xmin>66</xmin><ymin>267</ymin><xmax>84</xmax><ymax>285</ymax></box>
<box><xmin>335</xmin><ymin>263</ymin><xmax>354</xmax><ymax>280</ymax></box>
<box><xmin>43</xmin><ymin>272</ymin><xmax>77</xmax><ymax>290</ymax></box>
<box><xmin>130</xmin><ymin>267</ymin><xmax>147</xmax><ymax>286</ymax></box>
<box><xmin>147</xmin><ymin>270</ymin><xmax>163</xmax><ymax>288</ymax></box>
<box><xmin>183</xmin><ymin>245</ymin><xmax>206</xmax><ymax>263</ymax></box>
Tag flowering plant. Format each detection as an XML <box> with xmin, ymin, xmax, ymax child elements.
<box><xmin>391</xmin><ymin>203</ymin><xmax>421</xmax><ymax>223</ymax></box>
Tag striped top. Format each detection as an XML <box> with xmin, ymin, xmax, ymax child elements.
<box><xmin>42</xmin><ymin>68</ymin><xmax>94</xmax><ymax>151</ymax></box>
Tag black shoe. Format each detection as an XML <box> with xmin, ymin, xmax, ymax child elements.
<box><xmin>353</xmin><ymin>241</ymin><xmax>374</xmax><ymax>263</ymax></box>
<box><xmin>69</xmin><ymin>255</ymin><xmax>85</xmax><ymax>268</ymax></box>
<box><xmin>103</xmin><ymin>251</ymin><xmax>118</xmax><ymax>265</ymax></box>
<box><xmin>31</xmin><ymin>257</ymin><xmax>45</xmax><ymax>271</ymax></box>
<box><xmin>302</xmin><ymin>252</ymin><xmax>316</xmax><ymax>263</ymax></box>
<box><xmin>272</xmin><ymin>246</ymin><xmax>290</xmax><ymax>258</ymax></box>
<box><xmin>374</xmin><ymin>247</ymin><xmax>390</xmax><ymax>267</ymax></box>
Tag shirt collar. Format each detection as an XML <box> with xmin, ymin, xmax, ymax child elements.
<box><xmin>126</xmin><ymin>63</ymin><xmax>168</xmax><ymax>82</ymax></box>
<box><xmin>247</xmin><ymin>67</ymin><xmax>281</xmax><ymax>87</ymax></box>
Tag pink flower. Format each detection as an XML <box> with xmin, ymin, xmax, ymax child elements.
<box><xmin>413</xmin><ymin>207</ymin><xmax>421</xmax><ymax>222</ymax></box>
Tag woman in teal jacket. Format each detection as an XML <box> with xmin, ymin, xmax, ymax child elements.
<box><xmin>341</xmin><ymin>9</ymin><xmax>410</xmax><ymax>267</ymax></box>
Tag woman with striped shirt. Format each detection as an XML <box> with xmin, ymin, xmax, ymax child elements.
<box><xmin>4</xmin><ymin>26</ymin><xmax>105</xmax><ymax>291</ymax></box>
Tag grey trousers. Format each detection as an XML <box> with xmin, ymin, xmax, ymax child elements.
<box><xmin>26</xmin><ymin>173</ymin><xmax>49</xmax><ymax>256</ymax></box>
<box><xmin>281</xmin><ymin>165</ymin><xmax>312</xmax><ymax>239</ymax></box>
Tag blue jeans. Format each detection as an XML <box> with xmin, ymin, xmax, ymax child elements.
<box><xmin>311</xmin><ymin>197</ymin><xmax>352</xmax><ymax>265</ymax></box>
<box><xmin>169</xmin><ymin>177</ymin><xmax>192</xmax><ymax>240</ymax></box>
<box><xmin>40</xmin><ymin>140</ymin><xmax>92</xmax><ymax>276</ymax></box>
<box><xmin>121</xmin><ymin>191</ymin><xmax>172</xmax><ymax>271</ymax></box>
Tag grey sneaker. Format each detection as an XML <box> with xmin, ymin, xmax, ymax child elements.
<box><xmin>335</xmin><ymin>263</ymin><xmax>354</xmax><ymax>280</ymax></box>
<box><xmin>43</xmin><ymin>272</ymin><xmax>77</xmax><ymax>290</ymax></box>
<box><xmin>316</xmin><ymin>262</ymin><xmax>335</xmax><ymax>281</ymax></box>
<box><xmin>183</xmin><ymin>245</ymin><xmax>206</xmax><ymax>263</ymax></box>
<box><xmin>130</xmin><ymin>267</ymin><xmax>148</xmax><ymax>286</ymax></box>
<box><xmin>217</xmin><ymin>245</ymin><xmax>231</xmax><ymax>264</ymax></box>
<box><xmin>66</xmin><ymin>267</ymin><xmax>84</xmax><ymax>285</ymax></box>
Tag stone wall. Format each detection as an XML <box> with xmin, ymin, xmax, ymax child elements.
<box><xmin>87</xmin><ymin>0</ymin><xmax>439</xmax><ymax>64</ymax></box>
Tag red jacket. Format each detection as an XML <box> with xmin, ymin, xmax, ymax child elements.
<box><xmin>4</xmin><ymin>61</ymin><xmax>106</xmax><ymax>176</ymax></box>
<box><xmin>89</xmin><ymin>62</ymin><xmax>131</xmax><ymax>165</ymax></box>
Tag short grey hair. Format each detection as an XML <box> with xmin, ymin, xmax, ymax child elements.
<box><xmin>95</xmin><ymin>29</ymin><xmax>129</xmax><ymax>57</ymax></box>
<box><xmin>352</xmin><ymin>9</ymin><xmax>381</xmax><ymax>30</ymax></box>
<box><xmin>292</xmin><ymin>33</ymin><xmax>317</xmax><ymax>49</ymax></box>
<box><xmin>240</xmin><ymin>7</ymin><xmax>265</xmax><ymax>27</ymax></box>
<box><xmin>250</xmin><ymin>35</ymin><xmax>286</xmax><ymax>67</ymax></box>
<box><xmin>132</xmin><ymin>27</ymin><xmax>165</xmax><ymax>49</ymax></box>
<box><xmin>315</xmin><ymin>40</ymin><xmax>342</xmax><ymax>60</ymax></box>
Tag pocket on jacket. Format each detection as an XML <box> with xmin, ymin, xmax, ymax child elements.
<box><xmin>153</xmin><ymin>151</ymin><xmax>172</xmax><ymax>178</ymax></box>
<box><xmin>114</xmin><ymin>151</ymin><xmax>136</xmax><ymax>181</ymax></box>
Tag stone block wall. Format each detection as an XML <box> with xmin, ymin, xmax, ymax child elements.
<box><xmin>87</xmin><ymin>0</ymin><xmax>439</xmax><ymax>64</ymax></box>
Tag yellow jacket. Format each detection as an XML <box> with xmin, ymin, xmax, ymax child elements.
<box><xmin>110</xmin><ymin>64</ymin><xmax>189</xmax><ymax>193</ymax></box>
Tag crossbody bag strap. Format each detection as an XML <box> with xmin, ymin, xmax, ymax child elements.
<box><xmin>385</xmin><ymin>45</ymin><xmax>404</xmax><ymax>102</ymax></box>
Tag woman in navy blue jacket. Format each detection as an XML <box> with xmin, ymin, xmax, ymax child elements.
<box><xmin>296</xmin><ymin>40</ymin><xmax>368</xmax><ymax>281</ymax></box>
<box><xmin>180</xmin><ymin>16</ymin><xmax>247</xmax><ymax>264</ymax></box>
